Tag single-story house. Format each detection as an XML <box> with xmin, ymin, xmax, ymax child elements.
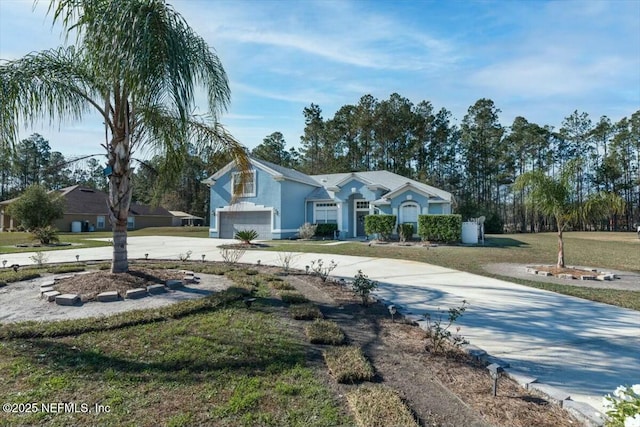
<box><xmin>169</xmin><ymin>210</ymin><xmax>205</xmax><ymax>226</ymax></box>
<box><xmin>0</xmin><ymin>185</ymin><xmax>173</xmax><ymax>232</ymax></box>
<box><xmin>203</xmin><ymin>157</ymin><xmax>453</xmax><ymax>240</ymax></box>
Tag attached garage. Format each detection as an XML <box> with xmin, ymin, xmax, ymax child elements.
<box><xmin>219</xmin><ymin>210</ymin><xmax>272</xmax><ymax>240</ymax></box>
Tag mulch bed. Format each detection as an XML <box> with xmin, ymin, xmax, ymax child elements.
<box><xmin>52</xmin><ymin>268</ymin><xmax>182</xmax><ymax>301</ymax></box>
<box><xmin>284</xmin><ymin>273</ymin><xmax>581</xmax><ymax>427</ymax></box>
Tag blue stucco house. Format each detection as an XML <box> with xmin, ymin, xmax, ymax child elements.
<box><xmin>203</xmin><ymin>157</ymin><xmax>453</xmax><ymax>240</ymax></box>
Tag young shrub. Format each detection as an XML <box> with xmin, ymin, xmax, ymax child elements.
<box><xmin>234</xmin><ymin>229</ymin><xmax>259</xmax><ymax>244</ymax></box>
<box><xmin>305</xmin><ymin>319</ymin><xmax>346</xmax><ymax>345</ymax></box>
<box><xmin>279</xmin><ymin>290</ymin><xmax>309</xmax><ymax>304</ymax></box>
<box><xmin>418</xmin><ymin>214</ymin><xmax>462</xmax><ymax>243</ymax></box>
<box><xmin>31</xmin><ymin>226</ymin><xmax>60</xmax><ymax>245</ymax></box>
<box><xmin>220</xmin><ymin>247</ymin><xmax>245</xmax><ymax>265</ymax></box>
<box><xmin>29</xmin><ymin>251</ymin><xmax>49</xmax><ymax>267</ymax></box>
<box><xmin>324</xmin><ymin>346</ymin><xmax>374</xmax><ymax>383</ymax></box>
<box><xmin>290</xmin><ymin>303</ymin><xmax>324</xmax><ymax>320</ymax></box>
<box><xmin>309</xmin><ymin>259</ymin><xmax>337</xmax><ymax>282</ymax></box>
<box><xmin>423</xmin><ymin>300</ymin><xmax>469</xmax><ymax>353</ymax></box>
<box><xmin>298</xmin><ymin>222</ymin><xmax>317</xmax><ymax>240</ymax></box>
<box><xmin>276</xmin><ymin>252</ymin><xmax>298</xmax><ymax>274</ymax></box>
<box><xmin>351</xmin><ymin>270</ymin><xmax>378</xmax><ymax>307</ymax></box>
<box><xmin>364</xmin><ymin>215</ymin><xmax>396</xmax><ymax>241</ymax></box>
<box><xmin>398</xmin><ymin>223</ymin><xmax>414</xmax><ymax>243</ymax></box>
<box><xmin>346</xmin><ymin>385</ymin><xmax>419</xmax><ymax>427</ymax></box>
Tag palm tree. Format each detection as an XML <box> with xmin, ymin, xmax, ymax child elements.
<box><xmin>0</xmin><ymin>0</ymin><xmax>249</xmax><ymax>273</ymax></box>
<box><xmin>514</xmin><ymin>163</ymin><xmax>580</xmax><ymax>268</ymax></box>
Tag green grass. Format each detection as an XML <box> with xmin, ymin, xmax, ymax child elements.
<box><xmin>290</xmin><ymin>304</ymin><xmax>324</xmax><ymax>320</ymax></box>
<box><xmin>0</xmin><ymin>289</ymin><xmax>351</xmax><ymax>426</ymax></box>
<box><xmin>305</xmin><ymin>320</ymin><xmax>346</xmax><ymax>345</ymax></box>
<box><xmin>0</xmin><ymin>227</ymin><xmax>209</xmax><ymax>255</ymax></box>
<box><xmin>346</xmin><ymin>385</ymin><xmax>419</xmax><ymax>427</ymax></box>
<box><xmin>265</xmin><ymin>232</ymin><xmax>640</xmax><ymax>310</ymax></box>
<box><xmin>279</xmin><ymin>290</ymin><xmax>310</xmax><ymax>305</ymax></box>
<box><xmin>324</xmin><ymin>346</ymin><xmax>374</xmax><ymax>383</ymax></box>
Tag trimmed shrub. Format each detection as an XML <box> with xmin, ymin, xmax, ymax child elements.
<box><xmin>398</xmin><ymin>223</ymin><xmax>414</xmax><ymax>242</ymax></box>
<box><xmin>364</xmin><ymin>215</ymin><xmax>396</xmax><ymax>241</ymax></box>
<box><xmin>315</xmin><ymin>223</ymin><xmax>338</xmax><ymax>238</ymax></box>
<box><xmin>418</xmin><ymin>214</ymin><xmax>462</xmax><ymax>243</ymax></box>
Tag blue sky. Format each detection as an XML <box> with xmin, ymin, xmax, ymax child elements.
<box><xmin>1</xmin><ymin>0</ymin><xmax>639</xmax><ymax>158</ymax></box>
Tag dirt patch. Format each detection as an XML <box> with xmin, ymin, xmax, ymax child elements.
<box><xmin>284</xmin><ymin>273</ymin><xmax>581</xmax><ymax>427</ymax></box>
<box><xmin>53</xmin><ymin>268</ymin><xmax>182</xmax><ymax>301</ymax></box>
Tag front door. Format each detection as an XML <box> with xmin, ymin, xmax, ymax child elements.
<box><xmin>356</xmin><ymin>212</ymin><xmax>367</xmax><ymax>237</ymax></box>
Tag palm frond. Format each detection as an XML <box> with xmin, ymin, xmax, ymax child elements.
<box><xmin>0</xmin><ymin>46</ymin><xmax>107</xmax><ymax>145</ymax></box>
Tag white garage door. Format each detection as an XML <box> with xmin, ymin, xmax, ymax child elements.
<box><xmin>219</xmin><ymin>211</ymin><xmax>272</xmax><ymax>240</ymax></box>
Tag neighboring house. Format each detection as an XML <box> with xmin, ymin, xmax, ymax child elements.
<box><xmin>203</xmin><ymin>157</ymin><xmax>453</xmax><ymax>240</ymax></box>
<box><xmin>169</xmin><ymin>210</ymin><xmax>205</xmax><ymax>226</ymax></box>
<box><xmin>0</xmin><ymin>185</ymin><xmax>173</xmax><ymax>232</ymax></box>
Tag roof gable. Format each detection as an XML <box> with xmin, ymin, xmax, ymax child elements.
<box><xmin>205</xmin><ymin>157</ymin><xmax>320</xmax><ymax>187</ymax></box>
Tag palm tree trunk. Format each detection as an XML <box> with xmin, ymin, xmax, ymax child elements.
<box><xmin>108</xmin><ymin>137</ymin><xmax>133</xmax><ymax>273</ymax></box>
<box><xmin>557</xmin><ymin>228</ymin><xmax>565</xmax><ymax>268</ymax></box>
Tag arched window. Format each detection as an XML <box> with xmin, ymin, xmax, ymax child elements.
<box><xmin>399</xmin><ymin>202</ymin><xmax>419</xmax><ymax>233</ymax></box>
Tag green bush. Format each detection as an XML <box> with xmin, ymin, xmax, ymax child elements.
<box><xmin>32</xmin><ymin>225</ymin><xmax>60</xmax><ymax>245</ymax></box>
<box><xmin>398</xmin><ymin>223</ymin><xmax>414</xmax><ymax>242</ymax></box>
<box><xmin>364</xmin><ymin>215</ymin><xmax>396</xmax><ymax>241</ymax></box>
<box><xmin>315</xmin><ymin>223</ymin><xmax>338</xmax><ymax>238</ymax></box>
<box><xmin>418</xmin><ymin>214</ymin><xmax>462</xmax><ymax>243</ymax></box>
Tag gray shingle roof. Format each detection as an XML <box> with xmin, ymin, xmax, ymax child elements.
<box><xmin>310</xmin><ymin>170</ymin><xmax>451</xmax><ymax>201</ymax></box>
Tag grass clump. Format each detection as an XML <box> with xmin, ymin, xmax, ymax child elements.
<box><xmin>270</xmin><ymin>280</ymin><xmax>295</xmax><ymax>291</ymax></box>
<box><xmin>346</xmin><ymin>385</ymin><xmax>419</xmax><ymax>427</ymax></box>
<box><xmin>279</xmin><ymin>290</ymin><xmax>309</xmax><ymax>304</ymax></box>
<box><xmin>0</xmin><ymin>268</ymin><xmax>41</xmax><ymax>286</ymax></box>
<box><xmin>305</xmin><ymin>319</ymin><xmax>345</xmax><ymax>345</ymax></box>
<box><xmin>290</xmin><ymin>304</ymin><xmax>323</xmax><ymax>320</ymax></box>
<box><xmin>324</xmin><ymin>346</ymin><xmax>374</xmax><ymax>383</ymax></box>
<box><xmin>47</xmin><ymin>265</ymin><xmax>86</xmax><ymax>274</ymax></box>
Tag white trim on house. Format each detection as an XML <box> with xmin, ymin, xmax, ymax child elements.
<box><xmin>353</xmin><ymin>198</ymin><xmax>370</xmax><ymax>238</ymax></box>
<box><xmin>313</xmin><ymin>202</ymin><xmax>338</xmax><ymax>224</ymax></box>
<box><xmin>231</xmin><ymin>170</ymin><xmax>257</xmax><ymax>198</ymax></box>
<box><xmin>211</xmin><ymin>202</ymin><xmax>275</xmax><ymax>233</ymax></box>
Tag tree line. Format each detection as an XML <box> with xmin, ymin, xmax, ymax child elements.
<box><xmin>252</xmin><ymin>94</ymin><xmax>640</xmax><ymax>233</ymax></box>
<box><xmin>3</xmin><ymin>96</ymin><xmax>639</xmax><ymax>234</ymax></box>
<box><xmin>0</xmin><ymin>133</ymin><xmax>236</xmax><ymax>222</ymax></box>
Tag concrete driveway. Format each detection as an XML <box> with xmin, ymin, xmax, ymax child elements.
<box><xmin>2</xmin><ymin>236</ymin><xmax>639</xmax><ymax>417</ymax></box>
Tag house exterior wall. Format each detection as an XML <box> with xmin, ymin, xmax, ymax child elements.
<box><xmin>54</xmin><ymin>214</ymin><xmax>171</xmax><ymax>232</ymax></box>
<box><xmin>277</xmin><ymin>180</ymin><xmax>312</xmax><ymax>238</ymax></box>
<box><xmin>209</xmin><ymin>165</ymin><xmax>312</xmax><ymax>239</ymax></box>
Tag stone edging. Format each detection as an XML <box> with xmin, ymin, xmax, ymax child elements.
<box><xmin>40</xmin><ymin>270</ymin><xmax>200</xmax><ymax>306</ymax></box>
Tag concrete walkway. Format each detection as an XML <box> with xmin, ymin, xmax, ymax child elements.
<box><xmin>2</xmin><ymin>236</ymin><xmax>639</xmax><ymax>416</ymax></box>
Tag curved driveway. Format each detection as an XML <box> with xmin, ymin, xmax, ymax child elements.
<box><xmin>2</xmin><ymin>236</ymin><xmax>639</xmax><ymax>415</ymax></box>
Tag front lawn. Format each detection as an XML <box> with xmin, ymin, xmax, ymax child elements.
<box><xmin>264</xmin><ymin>232</ymin><xmax>640</xmax><ymax>310</ymax></box>
<box><xmin>0</xmin><ymin>227</ymin><xmax>209</xmax><ymax>254</ymax></box>
<box><xmin>0</xmin><ymin>290</ymin><xmax>350</xmax><ymax>427</ymax></box>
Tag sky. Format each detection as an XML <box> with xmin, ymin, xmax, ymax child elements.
<box><xmin>0</xmin><ymin>0</ymin><xmax>639</xmax><ymax>159</ymax></box>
